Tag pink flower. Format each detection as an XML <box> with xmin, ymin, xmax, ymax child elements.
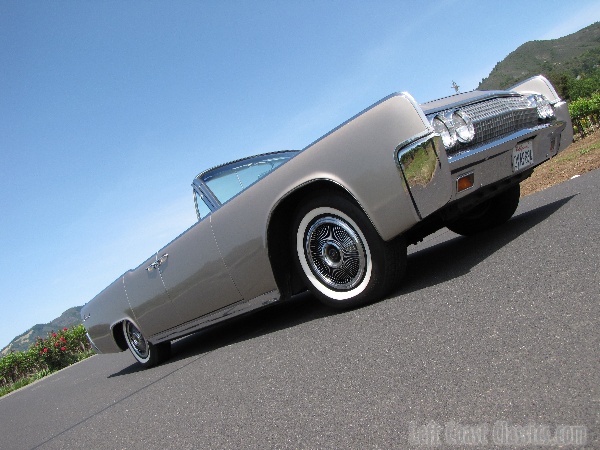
<box><xmin>42</xmin><ymin>348</ymin><xmax>48</xmax><ymax>353</ymax></box>
<box><xmin>55</xmin><ymin>342</ymin><xmax>60</xmax><ymax>347</ymax></box>
<box><xmin>60</xmin><ymin>337</ymin><xmax>66</xmax><ymax>342</ymax></box>
<box><xmin>63</xmin><ymin>328</ymin><xmax>68</xmax><ymax>331</ymax></box>
<box><xmin>60</xmin><ymin>347</ymin><xmax>66</xmax><ymax>351</ymax></box>
<box><xmin>52</xmin><ymin>333</ymin><xmax>57</xmax><ymax>337</ymax></box>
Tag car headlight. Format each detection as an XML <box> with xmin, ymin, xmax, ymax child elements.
<box><xmin>452</xmin><ymin>110</ymin><xmax>475</xmax><ymax>143</ymax></box>
<box><xmin>527</xmin><ymin>94</ymin><xmax>554</xmax><ymax>120</ymax></box>
<box><xmin>432</xmin><ymin>114</ymin><xmax>457</xmax><ymax>149</ymax></box>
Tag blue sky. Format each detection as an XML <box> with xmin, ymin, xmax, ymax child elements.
<box><xmin>1</xmin><ymin>1</ymin><xmax>599</xmax><ymax>349</ymax></box>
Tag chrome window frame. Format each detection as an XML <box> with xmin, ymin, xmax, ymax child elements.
<box><xmin>191</xmin><ymin>150</ymin><xmax>299</xmax><ymax>220</ymax></box>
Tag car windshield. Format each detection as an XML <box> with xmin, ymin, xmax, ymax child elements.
<box><xmin>200</xmin><ymin>151</ymin><xmax>297</xmax><ymax>204</ymax></box>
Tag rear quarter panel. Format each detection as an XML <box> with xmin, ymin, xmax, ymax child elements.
<box><xmin>81</xmin><ymin>277</ymin><xmax>132</xmax><ymax>353</ymax></box>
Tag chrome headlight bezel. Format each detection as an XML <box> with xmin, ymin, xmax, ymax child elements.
<box><xmin>431</xmin><ymin>114</ymin><xmax>457</xmax><ymax>149</ymax></box>
<box><xmin>452</xmin><ymin>110</ymin><xmax>475</xmax><ymax>144</ymax></box>
<box><xmin>430</xmin><ymin>108</ymin><xmax>475</xmax><ymax>149</ymax></box>
<box><xmin>528</xmin><ymin>94</ymin><xmax>555</xmax><ymax>120</ymax></box>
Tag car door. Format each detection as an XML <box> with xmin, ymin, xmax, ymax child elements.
<box><xmin>157</xmin><ymin>215</ymin><xmax>243</xmax><ymax>323</ymax></box>
<box><xmin>123</xmin><ymin>253</ymin><xmax>183</xmax><ymax>337</ymax></box>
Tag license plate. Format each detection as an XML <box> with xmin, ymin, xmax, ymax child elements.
<box><xmin>512</xmin><ymin>140</ymin><xmax>534</xmax><ymax>172</ymax></box>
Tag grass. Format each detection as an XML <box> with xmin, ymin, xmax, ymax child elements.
<box><xmin>0</xmin><ymin>369</ymin><xmax>52</xmax><ymax>397</ymax></box>
<box><xmin>579</xmin><ymin>140</ymin><xmax>600</xmax><ymax>155</ymax></box>
<box><xmin>557</xmin><ymin>140</ymin><xmax>598</xmax><ymax>162</ymax></box>
<box><xmin>520</xmin><ymin>128</ymin><xmax>600</xmax><ymax>196</ymax></box>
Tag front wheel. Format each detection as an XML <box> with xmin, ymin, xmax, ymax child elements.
<box><xmin>123</xmin><ymin>320</ymin><xmax>171</xmax><ymax>368</ymax></box>
<box><xmin>293</xmin><ymin>194</ymin><xmax>405</xmax><ymax>309</ymax></box>
<box><xmin>447</xmin><ymin>184</ymin><xmax>521</xmax><ymax>236</ymax></box>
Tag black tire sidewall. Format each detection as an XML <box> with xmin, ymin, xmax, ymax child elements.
<box><xmin>448</xmin><ymin>184</ymin><xmax>520</xmax><ymax>236</ymax></box>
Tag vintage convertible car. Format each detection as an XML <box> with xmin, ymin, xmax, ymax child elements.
<box><xmin>82</xmin><ymin>75</ymin><xmax>572</xmax><ymax>367</ymax></box>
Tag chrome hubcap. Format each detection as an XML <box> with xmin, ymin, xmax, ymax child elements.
<box><xmin>305</xmin><ymin>216</ymin><xmax>366</xmax><ymax>290</ymax></box>
<box><xmin>126</xmin><ymin>322</ymin><xmax>149</xmax><ymax>359</ymax></box>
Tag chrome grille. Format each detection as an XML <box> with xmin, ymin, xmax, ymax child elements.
<box><xmin>435</xmin><ymin>96</ymin><xmax>540</xmax><ymax>155</ymax></box>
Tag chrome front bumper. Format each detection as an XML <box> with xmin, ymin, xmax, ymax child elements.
<box><xmin>397</xmin><ymin>101</ymin><xmax>571</xmax><ymax>220</ymax></box>
<box><xmin>448</xmin><ymin>117</ymin><xmax>568</xmax><ymax>201</ymax></box>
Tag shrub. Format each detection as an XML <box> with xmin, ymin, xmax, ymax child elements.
<box><xmin>30</xmin><ymin>325</ymin><xmax>93</xmax><ymax>371</ymax></box>
<box><xmin>0</xmin><ymin>325</ymin><xmax>93</xmax><ymax>390</ymax></box>
<box><xmin>569</xmin><ymin>93</ymin><xmax>600</xmax><ymax>138</ymax></box>
<box><xmin>0</xmin><ymin>348</ymin><xmax>42</xmax><ymax>386</ymax></box>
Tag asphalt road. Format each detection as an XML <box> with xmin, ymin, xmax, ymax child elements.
<box><xmin>1</xmin><ymin>170</ymin><xmax>598</xmax><ymax>450</ymax></box>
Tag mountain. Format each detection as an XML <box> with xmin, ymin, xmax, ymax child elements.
<box><xmin>1</xmin><ymin>306</ymin><xmax>83</xmax><ymax>356</ymax></box>
<box><xmin>478</xmin><ymin>21</ymin><xmax>600</xmax><ymax>98</ymax></box>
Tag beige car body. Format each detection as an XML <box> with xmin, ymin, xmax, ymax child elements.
<box><xmin>82</xmin><ymin>75</ymin><xmax>572</xmax><ymax>356</ymax></box>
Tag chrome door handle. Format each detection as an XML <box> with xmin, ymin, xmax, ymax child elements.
<box><xmin>146</xmin><ymin>254</ymin><xmax>169</xmax><ymax>271</ymax></box>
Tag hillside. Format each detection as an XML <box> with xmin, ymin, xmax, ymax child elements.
<box><xmin>1</xmin><ymin>306</ymin><xmax>83</xmax><ymax>355</ymax></box>
<box><xmin>478</xmin><ymin>21</ymin><xmax>600</xmax><ymax>95</ymax></box>
<box><xmin>521</xmin><ymin>128</ymin><xmax>600</xmax><ymax>196</ymax></box>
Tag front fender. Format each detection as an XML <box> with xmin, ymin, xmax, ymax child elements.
<box><xmin>510</xmin><ymin>75</ymin><xmax>573</xmax><ymax>152</ymax></box>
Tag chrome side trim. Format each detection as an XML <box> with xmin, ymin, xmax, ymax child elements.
<box><xmin>148</xmin><ymin>289</ymin><xmax>282</xmax><ymax>344</ymax></box>
<box><xmin>86</xmin><ymin>333</ymin><xmax>101</xmax><ymax>354</ymax></box>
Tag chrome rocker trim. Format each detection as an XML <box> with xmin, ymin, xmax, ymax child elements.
<box><xmin>148</xmin><ymin>290</ymin><xmax>282</xmax><ymax>344</ymax></box>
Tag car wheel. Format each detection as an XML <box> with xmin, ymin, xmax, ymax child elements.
<box><xmin>447</xmin><ymin>184</ymin><xmax>520</xmax><ymax>236</ymax></box>
<box><xmin>293</xmin><ymin>194</ymin><xmax>406</xmax><ymax>308</ymax></box>
<box><xmin>122</xmin><ymin>320</ymin><xmax>171</xmax><ymax>368</ymax></box>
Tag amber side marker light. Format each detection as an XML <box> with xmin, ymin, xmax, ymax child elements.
<box><xmin>457</xmin><ymin>173</ymin><xmax>474</xmax><ymax>192</ymax></box>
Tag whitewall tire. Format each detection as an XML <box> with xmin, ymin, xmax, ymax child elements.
<box><xmin>293</xmin><ymin>194</ymin><xmax>405</xmax><ymax>308</ymax></box>
<box><xmin>122</xmin><ymin>320</ymin><xmax>171</xmax><ymax>368</ymax></box>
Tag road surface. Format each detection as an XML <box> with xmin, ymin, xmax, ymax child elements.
<box><xmin>1</xmin><ymin>170</ymin><xmax>598</xmax><ymax>449</ymax></box>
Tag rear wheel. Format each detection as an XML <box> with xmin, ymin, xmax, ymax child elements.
<box><xmin>447</xmin><ymin>184</ymin><xmax>521</xmax><ymax>236</ymax></box>
<box><xmin>123</xmin><ymin>320</ymin><xmax>171</xmax><ymax>368</ymax></box>
<box><xmin>293</xmin><ymin>194</ymin><xmax>406</xmax><ymax>309</ymax></box>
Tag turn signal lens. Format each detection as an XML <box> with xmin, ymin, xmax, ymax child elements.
<box><xmin>457</xmin><ymin>173</ymin><xmax>474</xmax><ymax>192</ymax></box>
